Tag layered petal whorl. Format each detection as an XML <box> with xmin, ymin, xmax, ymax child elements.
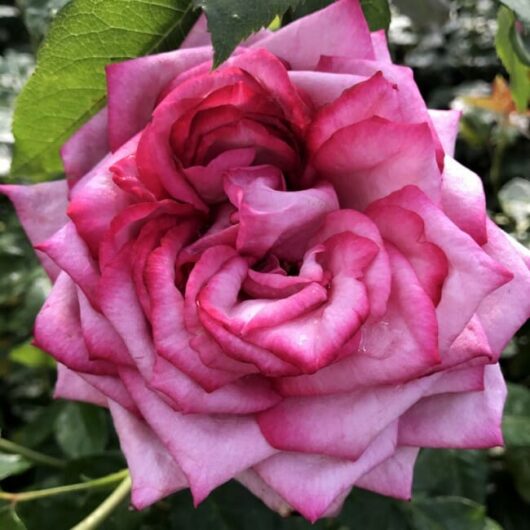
<box><xmin>3</xmin><ymin>0</ymin><xmax>528</xmax><ymax>523</ymax></box>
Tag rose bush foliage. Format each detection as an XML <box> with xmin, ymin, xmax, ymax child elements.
<box><xmin>2</xmin><ymin>0</ymin><xmax>530</xmax><ymax>522</ymax></box>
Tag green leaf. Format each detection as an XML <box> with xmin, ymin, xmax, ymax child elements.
<box><xmin>9</xmin><ymin>340</ymin><xmax>55</xmax><ymax>369</ymax></box>
<box><xmin>413</xmin><ymin>449</ymin><xmax>488</xmax><ymax>503</ymax></box>
<box><xmin>13</xmin><ymin>401</ymin><xmax>65</xmax><ymax>448</ymax></box>
<box><xmin>502</xmin><ymin>384</ymin><xmax>530</xmax><ymax>447</ymax></box>
<box><xmin>484</xmin><ymin>518</ymin><xmax>504</xmax><ymax>530</ymax></box>
<box><xmin>192</xmin><ymin>0</ymin><xmax>304</xmax><ymax>66</ymax></box>
<box><xmin>360</xmin><ymin>0</ymin><xmax>390</xmax><ymax>31</ymax></box>
<box><xmin>12</xmin><ymin>0</ymin><xmax>199</xmax><ymax>180</ymax></box>
<box><xmin>496</xmin><ymin>6</ymin><xmax>530</xmax><ymax>112</ymax></box>
<box><xmin>499</xmin><ymin>0</ymin><xmax>530</xmax><ymax>25</ymax></box>
<box><xmin>289</xmin><ymin>0</ymin><xmax>391</xmax><ymax>31</ymax></box>
<box><xmin>0</xmin><ymin>507</ymin><xmax>27</xmax><ymax>530</ymax></box>
<box><xmin>0</xmin><ymin>452</ymin><xmax>32</xmax><ymax>480</ymax></box>
<box><xmin>54</xmin><ymin>402</ymin><xmax>109</xmax><ymax>458</ymax></box>
<box><xmin>407</xmin><ymin>497</ymin><xmax>487</xmax><ymax>530</ymax></box>
<box><xmin>338</xmin><ymin>489</ymin><xmax>410</xmax><ymax>530</ymax></box>
<box><xmin>505</xmin><ymin>447</ymin><xmax>530</xmax><ymax>503</ymax></box>
<box><xmin>289</xmin><ymin>0</ymin><xmax>334</xmax><ymax>20</ymax></box>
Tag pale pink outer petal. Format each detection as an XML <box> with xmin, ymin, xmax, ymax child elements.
<box><xmin>106</xmin><ymin>47</ymin><xmax>212</xmax><ymax>150</ymax></box>
<box><xmin>441</xmin><ymin>156</ymin><xmax>487</xmax><ymax>245</ymax></box>
<box><xmin>425</xmin><ymin>366</ymin><xmax>485</xmax><ymax>396</ymax></box>
<box><xmin>98</xmin><ymin>246</ymin><xmax>155</xmax><ymax>378</ymax></box>
<box><xmin>477</xmin><ymin>221</ymin><xmax>530</xmax><ymax>357</ymax></box>
<box><xmin>429</xmin><ymin>109</ymin><xmax>461</xmax><ymax>157</ymax></box>
<box><xmin>377</xmin><ymin>186</ymin><xmax>512</xmax><ymax>353</ymax></box>
<box><xmin>35</xmin><ymin>273</ymin><xmax>115</xmax><ymax>375</ymax></box>
<box><xmin>356</xmin><ymin>446</ymin><xmax>420</xmax><ymax>500</ymax></box>
<box><xmin>180</xmin><ymin>14</ymin><xmax>211</xmax><ymax>48</ymax></box>
<box><xmin>236</xmin><ymin>470</ymin><xmax>293</xmax><ymax>517</ymax></box>
<box><xmin>120</xmin><ymin>368</ymin><xmax>277</xmax><ymax>504</ymax></box>
<box><xmin>79</xmin><ymin>372</ymin><xmax>138</xmax><ymax>414</ymax></box>
<box><xmin>398</xmin><ymin>364</ymin><xmax>506</xmax><ymax>448</ymax></box>
<box><xmin>257</xmin><ymin>373</ymin><xmax>438</xmax><ymax>460</ymax></box>
<box><xmin>254</xmin><ymin>422</ymin><xmax>398</xmax><ymax>522</ymax></box>
<box><xmin>288</xmin><ymin>71</ymin><xmax>366</xmax><ymax>107</ymax></box>
<box><xmin>150</xmin><ymin>357</ymin><xmax>281</xmax><ymax>415</ymax></box>
<box><xmin>77</xmin><ymin>289</ymin><xmax>134</xmax><ymax>367</ymax></box>
<box><xmin>254</xmin><ymin>0</ymin><xmax>374</xmax><ymax>70</ymax></box>
<box><xmin>36</xmin><ymin>222</ymin><xmax>100</xmax><ymax>305</ymax></box>
<box><xmin>0</xmin><ymin>181</ymin><xmax>68</xmax><ymax>279</ymax></box>
<box><xmin>370</xmin><ymin>30</ymin><xmax>392</xmax><ymax>62</ymax></box>
<box><xmin>60</xmin><ymin>108</ymin><xmax>109</xmax><ymax>182</ymax></box>
<box><xmin>54</xmin><ymin>364</ymin><xmax>107</xmax><ymax>407</ymax></box>
<box><xmin>108</xmin><ymin>400</ymin><xmax>188</xmax><ymax>509</ymax></box>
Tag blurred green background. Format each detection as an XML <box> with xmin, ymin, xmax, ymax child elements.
<box><xmin>0</xmin><ymin>1</ymin><xmax>529</xmax><ymax>528</ymax></box>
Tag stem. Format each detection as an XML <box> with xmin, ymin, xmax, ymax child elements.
<box><xmin>70</xmin><ymin>475</ymin><xmax>132</xmax><ymax>530</ymax></box>
<box><xmin>0</xmin><ymin>437</ymin><xmax>65</xmax><ymax>469</ymax></box>
<box><xmin>0</xmin><ymin>469</ymin><xmax>129</xmax><ymax>503</ymax></box>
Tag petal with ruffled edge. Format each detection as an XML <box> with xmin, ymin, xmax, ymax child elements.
<box><xmin>441</xmin><ymin>156</ymin><xmax>487</xmax><ymax>245</ymax></box>
<box><xmin>312</xmin><ymin>117</ymin><xmax>441</xmax><ymax>210</ymax></box>
<box><xmin>356</xmin><ymin>446</ymin><xmax>419</xmax><ymax>500</ymax></box>
<box><xmin>373</xmin><ymin>186</ymin><xmax>513</xmax><ymax>353</ymax></box>
<box><xmin>258</xmin><ymin>372</ymin><xmax>437</xmax><ymax>460</ymax></box>
<box><xmin>398</xmin><ymin>364</ymin><xmax>506</xmax><ymax>448</ymax></box>
<box><xmin>254</xmin><ymin>422</ymin><xmax>398</xmax><ymax>522</ymax></box>
<box><xmin>276</xmin><ymin>245</ymin><xmax>440</xmax><ymax>396</ymax></box>
<box><xmin>429</xmin><ymin>109</ymin><xmax>461</xmax><ymax>157</ymax></box>
<box><xmin>54</xmin><ymin>364</ymin><xmax>107</xmax><ymax>407</ymax></box>
<box><xmin>34</xmin><ymin>273</ymin><xmax>116</xmax><ymax>375</ymax></box>
<box><xmin>306</xmin><ymin>72</ymin><xmax>400</xmax><ymax>154</ymax></box>
<box><xmin>36</xmin><ymin>222</ymin><xmax>100</xmax><ymax>305</ymax></box>
<box><xmin>0</xmin><ymin>181</ymin><xmax>68</xmax><ymax>279</ymax></box>
<box><xmin>254</xmin><ymin>0</ymin><xmax>374</xmax><ymax>70</ymax></box>
<box><xmin>108</xmin><ymin>401</ymin><xmax>188</xmax><ymax>509</ymax></box>
<box><xmin>68</xmin><ymin>135</ymin><xmax>140</xmax><ymax>256</ymax></box>
<box><xmin>121</xmin><ymin>368</ymin><xmax>277</xmax><ymax>504</ymax></box>
<box><xmin>106</xmin><ymin>47</ymin><xmax>212</xmax><ymax>150</ymax></box>
<box><xmin>61</xmin><ymin>108</ymin><xmax>109</xmax><ymax>183</ymax></box>
<box><xmin>477</xmin><ymin>221</ymin><xmax>530</xmax><ymax>358</ymax></box>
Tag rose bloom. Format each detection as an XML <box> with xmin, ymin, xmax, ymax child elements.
<box><xmin>2</xmin><ymin>0</ymin><xmax>530</xmax><ymax>522</ymax></box>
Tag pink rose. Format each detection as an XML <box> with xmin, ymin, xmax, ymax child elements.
<box><xmin>3</xmin><ymin>0</ymin><xmax>530</xmax><ymax>522</ymax></box>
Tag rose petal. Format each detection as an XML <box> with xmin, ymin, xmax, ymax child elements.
<box><xmin>356</xmin><ymin>446</ymin><xmax>419</xmax><ymax>500</ymax></box>
<box><xmin>441</xmin><ymin>156</ymin><xmax>487</xmax><ymax>245</ymax></box>
<box><xmin>254</xmin><ymin>422</ymin><xmax>397</xmax><ymax>522</ymax></box>
<box><xmin>36</xmin><ymin>222</ymin><xmax>100</xmax><ymax>305</ymax></box>
<box><xmin>258</xmin><ymin>373</ymin><xmax>437</xmax><ymax>460</ymax></box>
<box><xmin>477</xmin><ymin>221</ymin><xmax>530</xmax><ymax>358</ymax></box>
<box><xmin>398</xmin><ymin>364</ymin><xmax>506</xmax><ymax>448</ymax></box>
<box><xmin>35</xmin><ymin>273</ymin><xmax>116</xmax><ymax>375</ymax></box>
<box><xmin>0</xmin><ymin>181</ymin><xmax>68</xmax><ymax>279</ymax></box>
<box><xmin>312</xmin><ymin>117</ymin><xmax>441</xmax><ymax>210</ymax></box>
<box><xmin>121</xmin><ymin>368</ymin><xmax>277</xmax><ymax>503</ymax></box>
<box><xmin>54</xmin><ymin>364</ymin><xmax>107</xmax><ymax>407</ymax></box>
<box><xmin>429</xmin><ymin>109</ymin><xmax>461</xmax><ymax>157</ymax></box>
<box><xmin>150</xmin><ymin>357</ymin><xmax>281</xmax><ymax>415</ymax></box>
<box><xmin>108</xmin><ymin>401</ymin><xmax>187</xmax><ymax>509</ymax></box>
<box><xmin>254</xmin><ymin>0</ymin><xmax>374</xmax><ymax>70</ymax></box>
<box><xmin>106</xmin><ymin>46</ymin><xmax>212</xmax><ymax>150</ymax></box>
<box><xmin>60</xmin><ymin>108</ymin><xmax>109</xmax><ymax>183</ymax></box>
